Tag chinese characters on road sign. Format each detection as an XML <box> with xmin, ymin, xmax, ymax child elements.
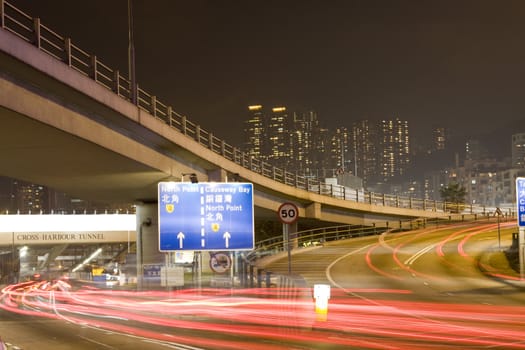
<box><xmin>158</xmin><ymin>182</ymin><xmax>254</xmax><ymax>251</ymax></box>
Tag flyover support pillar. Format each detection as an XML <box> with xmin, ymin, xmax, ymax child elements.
<box><xmin>208</xmin><ymin>168</ymin><xmax>227</xmax><ymax>182</ymax></box>
<box><xmin>136</xmin><ymin>202</ymin><xmax>162</xmax><ymax>290</ymax></box>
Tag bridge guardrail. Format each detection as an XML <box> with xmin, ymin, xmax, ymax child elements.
<box><xmin>246</xmin><ymin>224</ymin><xmax>388</xmax><ymax>264</ymax></box>
<box><xmin>0</xmin><ymin>0</ymin><xmax>513</xmax><ymax>216</ymax></box>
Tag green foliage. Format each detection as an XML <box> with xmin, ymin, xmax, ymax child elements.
<box><xmin>254</xmin><ymin>220</ymin><xmax>282</xmax><ymax>241</ymax></box>
<box><xmin>439</xmin><ymin>182</ymin><xmax>467</xmax><ymax>212</ymax></box>
<box><xmin>439</xmin><ymin>182</ymin><xmax>467</xmax><ymax>203</ymax></box>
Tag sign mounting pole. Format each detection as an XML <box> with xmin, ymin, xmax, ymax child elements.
<box><xmin>277</xmin><ymin>202</ymin><xmax>299</xmax><ymax>275</ymax></box>
<box><xmin>516</xmin><ymin>177</ymin><xmax>525</xmax><ymax>279</ymax></box>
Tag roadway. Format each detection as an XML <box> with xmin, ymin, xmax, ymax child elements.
<box><xmin>1</xmin><ymin>222</ymin><xmax>524</xmax><ymax>349</ymax></box>
<box><xmin>264</xmin><ymin>221</ymin><xmax>524</xmax><ymax>305</ymax></box>
<box><xmin>0</xmin><ymin>310</ymin><xmax>184</xmax><ymax>350</ymax></box>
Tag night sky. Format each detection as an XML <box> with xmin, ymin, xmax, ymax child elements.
<box><xmin>10</xmin><ymin>0</ymin><xmax>525</xmax><ymax>155</ymax></box>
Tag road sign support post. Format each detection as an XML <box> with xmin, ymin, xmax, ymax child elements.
<box><xmin>163</xmin><ymin>253</ymin><xmax>168</xmax><ymax>290</ymax></box>
<box><xmin>230</xmin><ymin>252</ymin><xmax>234</xmax><ymax>287</ymax></box>
<box><xmin>193</xmin><ymin>251</ymin><xmax>202</xmax><ymax>290</ymax></box>
<box><xmin>516</xmin><ymin>178</ymin><xmax>525</xmax><ymax>280</ymax></box>
<box><xmin>277</xmin><ymin>202</ymin><xmax>299</xmax><ymax>275</ymax></box>
<box><xmin>284</xmin><ymin>223</ymin><xmax>291</xmax><ymax>274</ymax></box>
<box><xmin>497</xmin><ymin>216</ymin><xmax>501</xmax><ymax>250</ymax></box>
<box><xmin>518</xmin><ymin>227</ymin><xmax>525</xmax><ymax>280</ymax></box>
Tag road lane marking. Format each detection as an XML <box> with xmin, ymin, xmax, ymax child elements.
<box><xmin>404</xmin><ymin>244</ymin><xmax>436</xmax><ymax>266</ymax></box>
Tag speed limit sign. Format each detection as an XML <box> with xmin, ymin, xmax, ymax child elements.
<box><xmin>278</xmin><ymin>202</ymin><xmax>299</xmax><ymax>224</ymax></box>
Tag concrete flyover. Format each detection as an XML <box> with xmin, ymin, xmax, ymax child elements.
<box><xmin>0</xmin><ymin>9</ymin><xmax>464</xmax><ymax>228</ymax></box>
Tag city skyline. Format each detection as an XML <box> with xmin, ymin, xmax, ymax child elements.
<box><xmin>11</xmin><ymin>0</ymin><xmax>525</xmax><ymax>155</ymax></box>
<box><xmin>241</xmin><ymin>103</ymin><xmax>521</xmax><ymax>159</ymax></box>
<box><xmin>240</xmin><ymin>104</ymin><xmax>525</xmax><ymax>206</ymax></box>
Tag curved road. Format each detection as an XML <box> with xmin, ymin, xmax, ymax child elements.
<box><xmin>1</xmin><ymin>221</ymin><xmax>524</xmax><ymax>349</ymax></box>
<box><xmin>266</xmin><ymin>221</ymin><xmax>523</xmax><ymax>303</ymax></box>
<box><xmin>263</xmin><ymin>221</ymin><xmax>525</xmax><ymax>348</ymax></box>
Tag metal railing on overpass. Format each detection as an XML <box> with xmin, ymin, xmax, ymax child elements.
<box><xmin>0</xmin><ymin>0</ymin><xmax>503</xmax><ymax>215</ymax></box>
<box><xmin>2</xmin><ymin>208</ymin><xmax>134</xmax><ymax>215</ymax></box>
<box><xmin>247</xmin><ymin>224</ymin><xmax>388</xmax><ymax>263</ymax></box>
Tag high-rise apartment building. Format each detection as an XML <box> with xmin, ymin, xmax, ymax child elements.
<box><xmin>16</xmin><ymin>181</ymin><xmax>47</xmax><ymax>213</ymax></box>
<box><xmin>311</xmin><ymin>127</ymin><xmax>332</xmax><ymax>178</ymax></box>
<box><xmin>243</xmin><ymin>107</ymin><xmax>411</xmax><ymax>188</ymax></box>
<box><xmin>377</xmin><ymin>118</ymin><xmax>410</xmax><ymax>182</ymax></box>
<box><xmin>433</xmin><ymin>127</ymin><xmax>446</xmax><ymax>151</ymax></box>
<box><xmin>244</xmin><ymin>106</ymin><xmax>328</xmax><ymax>175</ymax></box>
<box><xmin>511</xmin><ymin>132</ymin><xmax>525</xmax><ymax>168</ymax></box>
<box><xmin>0</xmin><ymin>176</ymin><xmax>15</xmax><ymax>213</ymax></box>
<box><xmin>351</xmin><ymin>118</ymin><xmax>410</xmax><ymax>186</ymax></box>
<box><xmin>266</xmin><ymin>107</ymin><xmax>291</xmax><ymax>169</ymax></box>
<box><xmin>352</xmin><ymin>120</ymin><xmax>377</xmax><ymax>187</ymax></box>
<box><xmin>465</xmin><ymin>139</ymin><xmax>489</xmax><ymax>161</ymax></box>
<box><xmin>244</xmin><ymin>105</ymin><xmax>330</xmax><ymax>177</ymax></box>
<box><xmin>329</xmin><ymin>127</ymin><xmax>351</xmax><ymax>173</ymax></box>
<box><xmin>290</xmin><ymin>110</ymin><xmax>319</xmax><ymax>176</ymax></box>
<box><xmin>244</xmin><ymin>105</ymin><xmax>266</xmax><ymax>160</ymax></box>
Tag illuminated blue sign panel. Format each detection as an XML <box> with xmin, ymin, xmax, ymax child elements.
<box><xmin>158</xmin><ymin>182</ymin><xmax>254</xmax><ymax>251</ymax></box>
<box><xmin>517</xmin><ymin>177</ymin><xmax>525</xmax><ymax>227</ymax></box>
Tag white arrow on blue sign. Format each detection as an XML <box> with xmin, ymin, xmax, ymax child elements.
<box><xmin>517</xmin><ymin>177</ymin><xmax>525</xmax><ymax>227</ymax></box>
<box><xmin>158</xmin><ymin>182</ymin><xmax>254</xmax><ymax>251</ymax></box>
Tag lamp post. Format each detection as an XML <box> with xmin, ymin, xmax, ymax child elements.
<box><xmin>128</xmin><ymin>0</ymin><xmax>137</xmax><ymax>104</ymax></box>
<box><xmin>495</xmin><ymin>207</ymin><xmax>502</xmax><ymax>250</ymax></box>
<box><xmin>181</xmin><ymin>173</ymin><xmax>198</xmax><ymax>183</ymax></box>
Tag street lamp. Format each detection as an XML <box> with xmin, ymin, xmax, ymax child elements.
<box><xmin>181</xmin><ymin>173</ymin><xmax>198</xmax><ymax>183</ymax></box>
<box><xmin>495</xmin><ymin>207</ymin><xmax>503</xmax><ymax>250</ymax></box>
<box><xmin>128</xmin><ymin>0</ymin><xmax>137</xmax><ymax>104</ymax></box>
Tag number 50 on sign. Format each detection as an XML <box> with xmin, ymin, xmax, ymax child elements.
<box><xmin>278</xmin><ymin>202</ymin><xmax>299</xmax><ymax>224</ymax></box>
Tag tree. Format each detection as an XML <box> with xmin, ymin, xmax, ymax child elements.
<box><xmin>439</xmin><ymin>182</ymin><xmax>467</xmax><ymax>212</ymax></box>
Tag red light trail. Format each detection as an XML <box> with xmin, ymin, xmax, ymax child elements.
<box><xmin>2</xmin><ymin>278</ymin><xmax>525</xmax><ymax>349</ymax></box>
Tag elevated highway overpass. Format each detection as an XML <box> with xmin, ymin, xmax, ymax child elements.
<box><xmin>0</xmin><ymin>0</ymin><xmax>483</xmax><ymax>229</ymax></box>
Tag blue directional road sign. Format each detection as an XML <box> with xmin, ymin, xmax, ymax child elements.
<box><xmin>517</xmin><ymin>177</ymin><xmax>525</xmax><ymax>227</ymax></box>
<box><xmin>158</xmin><ymin>182</ymin><xmax>254</xmax><ymax>251</ymax></box>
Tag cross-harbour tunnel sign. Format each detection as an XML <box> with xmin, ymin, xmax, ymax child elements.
<box><xmin>0</xmin><ymin>214</ymin><xmax>136</xmax><ymax>245</ymax></box>
<box><xmin>158</xmin><ymin>182</ymin><xmax>254</xmax><ymax>251</ymax></box>
<box><xmin>5</xmin><ymin>231</ymin><xmax>133</xmax><ymax>245</ymax></box>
